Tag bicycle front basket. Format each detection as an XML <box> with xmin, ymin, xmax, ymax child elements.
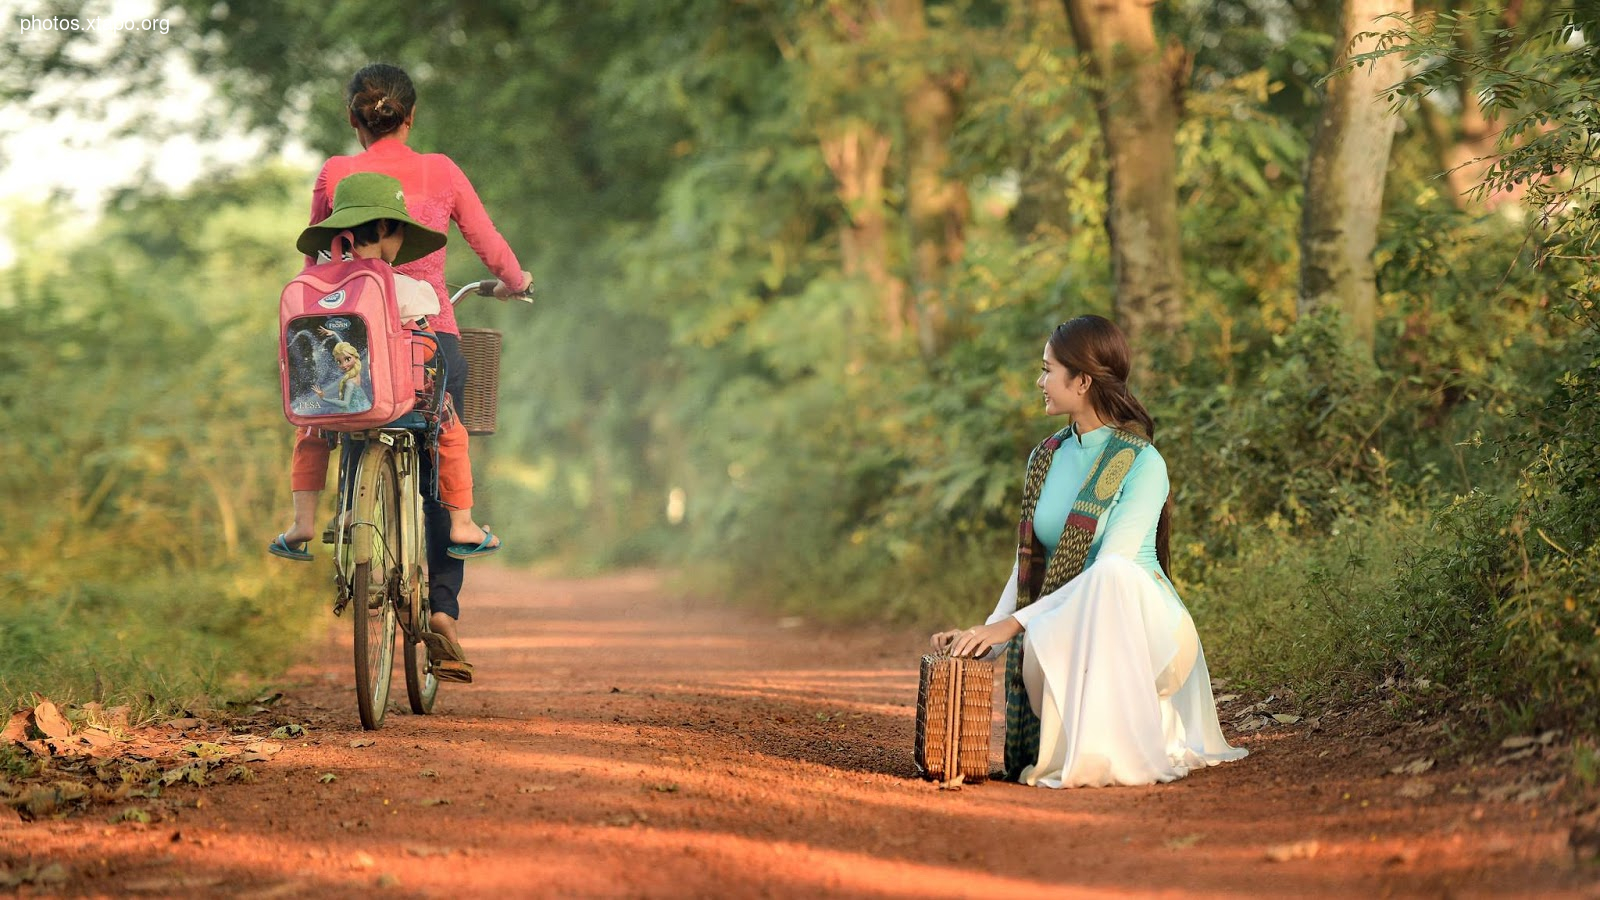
<box><xmin>458</xmin><ymin>328</ymin><xmax>501</xmax><ymax>436</ymax></box>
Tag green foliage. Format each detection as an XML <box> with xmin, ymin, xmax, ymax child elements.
<box><xmin>1326</xmin><ymin>319</ymin><xmax>1600</xmax><ymax>732</ymax></box>
<box><xmin>1160</xmin><ymin>309</ymin><xmax>1393</xmax><ymax>547</ymax></box>
<box><xmin>1356</xmin><ymin>4</ymin><xmax>1600</xmax><ymax>230</ymax></box>
<box><xmin>9</xmin><ymin>0</ymin><xmax>1600</xmax><ymax>738</ymax></box>
<box><xmin>0</xmin><ymin>169</ymin><xmax>325</xmax><ymax>711</ymax></box>
<box><xmin>1176</xmin><ymin>513</ymin><xmax>1425</xmax><ymax>696</ymax></box>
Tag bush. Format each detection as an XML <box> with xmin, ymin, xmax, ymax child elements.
<box><xmin>1336</xmin><ymin>310</ymin><xmax>1600</xmax><ymax>731</ymax></box>
<box><xmin>0</xmin><ymin>171</ymin><xmax>327</xmax><ymax>713</ymax></box>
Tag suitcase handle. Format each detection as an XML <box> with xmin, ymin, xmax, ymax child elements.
<box><xmin>943</xmin><ymin>659</ymin><xmax>961</xmax><ymax>782</ymax></box>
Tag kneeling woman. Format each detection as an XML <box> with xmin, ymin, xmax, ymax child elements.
<box><xmin>932</xmin><ymin>316</ymin><xmax>1247</xmax><ymax>788</ymax></box>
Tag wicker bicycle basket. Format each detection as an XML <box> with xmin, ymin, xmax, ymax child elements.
<box><xmin>457</xmin><ymin>328</ymin><xmax>502</xmax><ymax>436</ymax></box>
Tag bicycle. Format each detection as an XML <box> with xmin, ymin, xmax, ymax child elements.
<box><xmin>328</xmin><ymin>277</ymin><xmax>526</xmax><ymax>730</ymax></box>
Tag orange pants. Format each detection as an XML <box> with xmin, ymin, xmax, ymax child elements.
<box><xmin>290</xmin><ymin>416</ymin><xmax>472</xmax><ymax>510</ymax></box>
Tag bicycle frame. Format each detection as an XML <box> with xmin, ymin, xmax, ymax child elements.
<box><xmin>328</xmin><ymin>328</ymin><xmax>448</xmax><ymax>728</ymax></box>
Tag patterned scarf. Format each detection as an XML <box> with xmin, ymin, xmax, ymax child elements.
<box><xmin>1002</xmin><ymin>425</ymin><xmax>1150</xmax><ymax>780</ymax></box>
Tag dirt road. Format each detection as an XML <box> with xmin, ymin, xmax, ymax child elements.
<box><xmin>2</xmin><ymin>568</ymin><xmax>1594</xmax><ymax>898</ymax></box>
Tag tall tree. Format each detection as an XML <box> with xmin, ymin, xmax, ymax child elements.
<box><xmin>888</xmin><ymin>0</ymin><xmax>970</xmax><ymax>358</ymax></box>
<box><xmin>821</xmin><ymin>122</ymin><xmax>907</xmax><ymax>338</ymax></box>
<box><xmin>1298</xmin><ymin>0</ymin><xmax>1412</xmax><ymax>353</ymax></box>
<box><xmin>1060</xmin><ymin>0</ymin><xmax>1188</xmax><ymax>352</ymax></box>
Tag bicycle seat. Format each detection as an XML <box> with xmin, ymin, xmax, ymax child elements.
<box><xmin>380</xmin><ymin>412</ymin><xmax>431</xmax><ymax>431</ymax></box>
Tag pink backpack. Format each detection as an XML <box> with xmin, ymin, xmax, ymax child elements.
<box><xmin>279</xmin><ymin>255</ymin><xmax>416</xmax><ymax>431</ymax></box>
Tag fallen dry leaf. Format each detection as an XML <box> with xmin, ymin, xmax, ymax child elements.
<box><xmin>161</xmin><ymin>761</ymin><xmax>209</xmax><ymax>787</ymax></box>
<box><xmin>239</xmin><ymin>742</ymin><xmax>282</xmax><ymax>762</ymax></box>
<box><xmin>1265</xmin><ymin>840</ymin><xmax>1320</xmax><ymax>862</ymax></box>
<box><xmin>109</xmin><ymin>807</ymin><xmax>152</xmax><ymax>824</ymax></box>
<box><xmin>33</xmin><ymin>701</ymin><xmax>71</xmax><ymax>741</ymax></box>
<box><xmin>1389</xmin><ymin>758</ymin><xmax>1435</xmax><ymax>776</ymax></box>
<box><xmin>76</xmin><ymin>729</ymin><xmax>118</xmax><ymax>750</ymax></box>
<box><xmin>1271</xmin><ymin>714</ymin><xmax>1301</xmax><ymax>725</ymax></box>
<box><xmin>349</xmin><ymin>738</ymin><xmax>376</xmax><ymax>749</ymax></box>
<box><xmin>1495</xmin><ymin>746</ymin><xmax>1539</xmax><ymax>766</ymax></box>
<box><xmin>1515</xmin><ymin>783</ymin><xmax>1556</xmax><ymax>803</ymax></box>
<box><xmin>1</xmin><ymin>711</ymin><xmax>31</xmax><ymax>744</ymax></box>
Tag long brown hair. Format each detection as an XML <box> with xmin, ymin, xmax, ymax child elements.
<box><xmin>1048</xmin><ymin>315</ymin><xmax>1173</xmax><ymax>575</ymax></box>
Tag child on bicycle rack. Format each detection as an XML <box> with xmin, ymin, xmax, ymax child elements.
<box><xmin>268</xmin><ymin>171</ymin><xmax>496</xmax><ymax>683</ymax></box>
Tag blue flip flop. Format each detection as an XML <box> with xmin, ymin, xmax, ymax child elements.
<box><xmin>268</xmin><ymin>533</ymin><xmax>313</xmax><ymax>562</ymax></box>
<box><xmin>446</xmin><ymin>527</ymin><xmax>501</xmax><ymax>561</ymax></box>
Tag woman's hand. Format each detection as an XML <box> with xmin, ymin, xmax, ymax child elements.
<box><xmin>929</xmin><ymin>630</ymin><xmax>962</xmax><ymax>653</ymax></box>
<box><xmin>493</xmin><ymin>271</ymin><xmax>534</xmax><ymax>301</ymax></box>
<box><xmin>942</xmin><ymin>618</ymin><xmax>1023</xmax><ymax>659</ymax></box>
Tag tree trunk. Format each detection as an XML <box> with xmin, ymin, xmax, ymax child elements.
<box><xmin>821</xmin><ymin>124</ymin><xmax>907</xmax><ymax>340</ymax></box>
<box><xmin>1422</xmin><ymin>0</ymin><xmax>1526</xmax><ymax>211</ymax></box>
<box><xmin>888</xmin><ymin>0</ymin><xmax>969</xmax><ymax>358</ymax></box>
<box><xmin>1298</xmin><ymin>0</ymin><xmax>1411</xmax><ymax>353</ymax></box>
<box><xmin>1061</xmin><ymin>0</ymin><xmax>1187</xmax><ymax>353</ymax></box>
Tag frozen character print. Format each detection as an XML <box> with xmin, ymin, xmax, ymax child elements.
<box><xmin>316</xmin><ymin>341</ymin><xmax>371</xmax><ymax>412</ymax></box>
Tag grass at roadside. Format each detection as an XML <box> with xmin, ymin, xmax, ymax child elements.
<box><xmin>0</xmin><ymin>563</ymin><xmax>325</xmax><ymax>720</ymax></box>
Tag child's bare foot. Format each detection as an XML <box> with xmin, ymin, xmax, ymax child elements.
<box><xmin>448</xmin><ymin>522</ymin><xmax>496</xmax><ymax>547</ymax></box>
<box><xmin>283</xmin><ymin>520</ymin><xmax>318</xmax><ymax>543</ymax></box>
<box><xmin>445</xmin><ymin>523</ymin><xmax>501</xmax><ymax>560</ymax></box>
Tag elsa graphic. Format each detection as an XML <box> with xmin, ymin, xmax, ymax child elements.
<box><xmin>287</xmin><ymin>319</ymin><xmax>373</xmax><ymax>416</ymax></box>
<box><xmin>316</xmin><ymin>341</ymin><xmax>371</xmax><ymax>411</ymax></box>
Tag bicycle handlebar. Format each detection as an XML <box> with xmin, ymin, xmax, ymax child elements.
<box><xmin>448</xmin><ymin>278</ymin><xmax>534</xmax><ymax>306</ymax></box>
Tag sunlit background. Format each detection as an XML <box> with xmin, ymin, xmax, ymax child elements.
<box><xmin>2</xmin><ymin>0</ymin><xmax>1598</xmax><ymax>742</ymax></box>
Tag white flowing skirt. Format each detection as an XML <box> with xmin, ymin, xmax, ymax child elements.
<box><xmin>1016</xmin><ymin>556</ymin><xmax>1247</xmax><ymax>788</ymax></box>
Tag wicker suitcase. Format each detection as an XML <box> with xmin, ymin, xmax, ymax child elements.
<box><xmin>914</xmin><ymin>654</ymin><xmax>995</xmax><ymax>784</ymax></box>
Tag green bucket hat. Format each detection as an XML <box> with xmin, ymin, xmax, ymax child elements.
<box><xmin>296</xmin><ymin>172</ymin><xmax>447</xmax><ymax>265</ymax></box>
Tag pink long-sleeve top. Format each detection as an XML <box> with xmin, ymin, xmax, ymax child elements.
<box><xmin>306</xmin><ymin>137</ymin><xmax>528</xmax><ymax>336</ymax></box>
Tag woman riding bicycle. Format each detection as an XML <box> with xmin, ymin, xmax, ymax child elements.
<box><xmin>271</xmin><ymin>62</ymin><xmax>531</xmax><ymax>682</ymax></box>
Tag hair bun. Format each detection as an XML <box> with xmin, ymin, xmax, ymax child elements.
<box><xmin>346</xmin><ymin>65</ymin><xmax>416</xmax><ymax>137</ymax></box>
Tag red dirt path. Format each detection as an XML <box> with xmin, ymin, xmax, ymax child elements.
<box><xmin>2</xmin><ymin>567</ymin><xmax>1596</xmax><ymax>898</ymax></box>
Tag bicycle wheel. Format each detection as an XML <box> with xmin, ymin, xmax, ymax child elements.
<box><xmin>403</xmin><ymin>604</ymin><xmax>438</xmax><ymax>714</ymax></box>
<box><xmin>351</xmin><ymin>443</ymin><xmax>400</xmax><ymax>730</ymax></box>
<box><xmin>402</xmin><ymin>495</ymin><xmax>437</xmax><ymax>714</ymax></box>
